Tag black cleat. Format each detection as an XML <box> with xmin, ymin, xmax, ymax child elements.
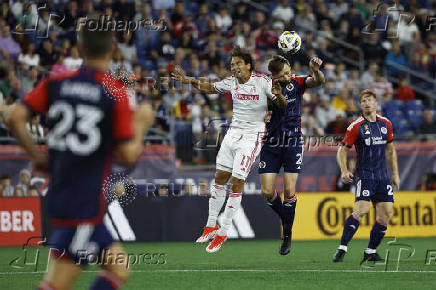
<box><xmin>279</xmin><ymin>233</ymin><xmax>292</xmax><ymax>255</ymax></box>
<box><xmin>332</xmin><ymin>249</ymin><xmax>346</xmax><ymax>262</ymax></box>
<box><xmin>361</xmin><ymin>252</ymin><xmax>384</xmax><ymax>263</ymax></box>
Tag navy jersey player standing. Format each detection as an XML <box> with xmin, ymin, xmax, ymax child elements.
<box><xmin>259</xmin><ymin>55</ymin><xmax>325</xmax><ymax>255</ymax></box>
<box><xmin>5</xmin><ymin>15</ymin><xmax>154</xmax><ymax>289</ymax></box>
<box><xmin>332</xmin><ymin>89</ymin><xmax>400</xmax><ymax>263</ymax></box>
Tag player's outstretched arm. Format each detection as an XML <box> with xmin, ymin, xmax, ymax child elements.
<box><xmin>271</xmin><ymin>79</ymin><xmax>287</xmax><ymax>109</ymax></box>
<box><xmin>114</xmin><ymin>102</ymin><xmax>155</xmax><ymax>164</ymax></box>
<box><xmin>305</xmin><ymin>57</ymin><xmax>325</xmax><ymax>88</ymax></box>
<box><xmin>5</xmin><ymin>104</ymin><xmax>49</xmax><ymax>172</ymax></box>
<box><xmin>171</xmin><ymin>65</ymin><xmax>217</xmax><ymax>94</ymax></box>
<box><xmin>337</xmin><ymin>145</ymin><xmax>353</xmax><ymax>184</ymax></box>
<box><xmin>386</xmin><ymin>142</ymin><xmax>400</xmax><ymax>189</ymax></box>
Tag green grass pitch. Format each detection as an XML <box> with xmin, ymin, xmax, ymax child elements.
<box><xmin>1</xmin><ymin>238</ymin><xmax>436</xmax><ymax>289</ymax></box>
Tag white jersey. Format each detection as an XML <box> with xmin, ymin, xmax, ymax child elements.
<box><xmin>213</xmin><ymin>73</ymin><xmax>273</xmax><ymax>133</ymax></box>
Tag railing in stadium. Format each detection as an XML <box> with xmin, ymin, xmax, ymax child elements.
<box><xmin>385</xmin><ymin>60</ymin><xmax>436</xmax><ymax>104</ymax></box>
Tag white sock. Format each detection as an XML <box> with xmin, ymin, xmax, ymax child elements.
<box><xmin>365</xmin><ymin>248</ymin><xmax>376</xmax><ymax>254</ymax></box>
<box><xmin>206</xmin><ymin>183</ymin><xmax>227</xmax><ymax>227</ymax></box>
<box><xmin>338</xmin><ymin>245</ymin><xmax>348</xmax><ymax>252</ymax></box>
<box><xmin>217</xmin><ymin>192</ymin><xmax>242</xmax><ymax>236</ymax></box>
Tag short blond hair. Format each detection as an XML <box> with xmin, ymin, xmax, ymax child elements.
<box><xmin>359</xmin><ymin>89</ymin><xmax>377</xmax><ymax>103</ymax></box>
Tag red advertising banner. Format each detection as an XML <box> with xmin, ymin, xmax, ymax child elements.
<box><xmin>0</xmin><ymin>197</ymin><xmax>42</xmax><ymax>246</ymax></box>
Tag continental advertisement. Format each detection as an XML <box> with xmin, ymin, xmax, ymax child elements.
<box><xmin>293</xmin><ymin>191</ymin><xmax>436</xmax><ymax>240</ymax></box>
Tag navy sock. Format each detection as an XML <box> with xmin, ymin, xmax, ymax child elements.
<box><xmin>282</xmin><ymin>196</ymin><xmax>297</xmax><ymax>235</ymax></box>
<box><xmin>267</xmin><ymin>193</ymin><xmax>284</xmax><ymax>220</ymax></box>
<box><xmin>90</xmin><ymin>270</ymin><xmax>124</xmax><ymax>290</ymax></box>
<box><xmin>368</xmin><ymin>220</ymin><xmax>387</xmax><ymax>250</ymax></box>
<box><xmin>340</xmin><ymin>215</ymin><xmax>360</xmax><ymax>246</ymax></box>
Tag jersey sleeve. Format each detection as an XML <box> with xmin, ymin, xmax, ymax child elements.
<box><xmin>386</xmin><ymin>119</ymin><xmax>394</xmax><ymax>143</ymax></box>
<box><xmin>263</xmin><ymin>77</ymin><xmax>274</xmax><ymax>100</ymax></box>
<box><xmin>213</xmin><ymin>77</ymin><xmax>233</xmax><ymax>93</ymax></box>
<box><xmin>342</xmin><ymin>122</ymin><xmax>360</xmax><ymax>147</ymax></box>
<box><xmin>113</xmin><ymin>93</ymin><xmax>134</xmax><ymax>141</ymax></box>
<box><xmin>292</xmin><ymin>75</ymin><xmax>308</xmax><ymax>92</ymax></box>
<box><xmin>21</xmin><ymin>77</ymin><xmax>50</xmax><ymax>114</ymax></box>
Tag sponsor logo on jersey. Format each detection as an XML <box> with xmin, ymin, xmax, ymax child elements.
<box><xmin>381</xmin><ymin>127</ymin><xmax>387</xmax><ymax>134</ymax></box>
<box><xmin>372</xmin><ymin>136</ymin><xmax>387</xmax><ymax>145</ymax></box>
<box><xmin>365</xmin><ymin>138</ymin><xmax>371</xmax><ymax>146</ymax></box>
<box><xmin>236</xmin><ymin>94</ymin><xmax>259</xmax><ymax>101</ymax></box>
<box><xmin>259</xmin><ymin>161</ymin><xmax>266</xmax><ymax>168</ymax></box>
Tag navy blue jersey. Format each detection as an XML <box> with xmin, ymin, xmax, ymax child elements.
<box><xmin>22</xmin><ymin>67</ymin><xmax>134</xmax><ymax>226</ymax></box>
<box><xmin>342</xmin><ymin>115</ymin><xmax>394</xmax><ymax>181</ymax></box>
<box><xmin>266</xmin><ymin>75</ymin><xmax>308</xmax><ymax>140</ymax></box>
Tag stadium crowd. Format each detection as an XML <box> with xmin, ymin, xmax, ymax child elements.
<box><xmin>0</xmin><ymin>0</ymin><xmax>435</xmax><ymax>164</ymax></box>
<box><xmin>0</xmin><ymin>170</ymin><xmax>40</xmax><ymax>197</ymax></box>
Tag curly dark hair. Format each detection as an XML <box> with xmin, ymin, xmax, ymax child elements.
<box><xmin>230</xmin><ymin>47</ymin><xmax>254</xmax><ymax>72</ymax></box>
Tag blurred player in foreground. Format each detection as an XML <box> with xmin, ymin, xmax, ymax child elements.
<box><xmin>332</xmin><ymin>89</ymin><xmax>400</xmax><ymax>263</ymax></box>
<box><xmin>172</xmin><ymin>47</ymin><xmax>286</xmax><ymax>253</ymax></box>
<box><xmin>259</xmin><ymin>55</ymin><xmax>324</xmax><ymax>255</ymax></box>
<box><xmin>6</xmin><ymin>15</ymin><xmax>154</xmax><ymax>289</ymax></box>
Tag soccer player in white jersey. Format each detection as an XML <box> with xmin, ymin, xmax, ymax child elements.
<box><xmin>172</xmin><ymin>47</ymin><xmax>286</xmax><ymax>253</ymax></box>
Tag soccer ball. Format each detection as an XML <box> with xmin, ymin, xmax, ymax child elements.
<box><xmin>278</xmin><ymin>31</ymin><xmax>302</xmax><ymax>54</ymax></box>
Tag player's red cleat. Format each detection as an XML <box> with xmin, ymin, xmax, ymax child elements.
<box><xmin>195</xmin><ymin>226</ymin><xmax>218</xmax><ymax>243</ymax></box>
<box><xmin>206</xmin><ymin>234</ymin><xmax>227</xmax><ymax>253</ymax></box>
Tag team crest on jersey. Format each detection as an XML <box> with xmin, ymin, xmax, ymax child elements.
<box><xmin>364</xmin><ymin>125</ymin><xmax>369</xmax><ymax>130</ymax></box>
<box><xmin>286</xmin><ymin>83</ymin><xmax>294</xmax><ymax>91</ymax></box>
<box><xmin>365</xmin><ymin>138</ymin><xmax>371</xmax><ymax>146</ymax></box>
<box><xmin>259</xmin><ymin>161</ymin><xmax>266</xmax><ymax>168</ymax></box>
<box><xmin>250</xmin><ymin>86</ymin><xmax>257</xmax><ymax>93</ymax></box>
<box><xmin>381</xmin><ymin>127</ymin><xmax>387</xmax><ymax>134</ymax></box>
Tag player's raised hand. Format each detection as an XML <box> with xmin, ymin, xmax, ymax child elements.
<box><xmin>171</xmin><ymin>66</ymin><xmax>190</xmax><ymax>84</ymax></box>
<box><xmin>392</xmin><ymin>174</ymin><xmax>400</xmax><ymax>190</ymax></box>
<box><xmin>309</xmin><ymin>57</ymin><xmax>323</xmax><ymax>71</ymax></box>
<box><xmin>341</xmin><ymin>171</ymin><xmax>354</xmax><ymax>184</ymax></box>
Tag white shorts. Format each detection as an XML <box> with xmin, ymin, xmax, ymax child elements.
<box><xmin>216</xmin><ymin>128</ymin><xmax>265</xmax><ymax>180</ymax></box>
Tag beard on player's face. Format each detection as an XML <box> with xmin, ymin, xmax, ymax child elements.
<box><xmin>278</xmin><ymin>79</ymin><xmax>288</xmax><ymax>87</ymax></box>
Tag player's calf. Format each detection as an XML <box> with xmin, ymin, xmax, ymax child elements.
<box><xmin>263</xmin><ymin>189</ymin><xmax>284</xmax><ymax>220</ymax></box>
<box><xmin>39</xmin><ymin>255</ymin><xmax>82</xmax><ymax>290</ymax></box>
<box><xmin>90</xmin><ymin>243</ymin><xmax>130</xmax><ymax>290</ymax></box>
<box><xmin>282</xmin><ymin>192</ymin><xmax>297</xmax><ymax>235</ymax></box>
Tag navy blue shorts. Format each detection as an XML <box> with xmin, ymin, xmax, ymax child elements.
<box><xmin>258</xmin><ymin>136</ymin><xmax>303</xmax><ymax>174</ymax></box>
<box><xmin>48</xmin><ymin>222</ymin><xmax>115</xmax><ymax>266</ymax></box>
<box><xmin>355</xmin><ymin>178</ymin><xmax>394</xmax><ymax>203</ymax></box>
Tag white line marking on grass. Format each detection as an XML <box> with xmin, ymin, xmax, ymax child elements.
<box><xmin>1</xmin><ymin>269</ymin><xmax>436</xmax><ymax>275</ymax></box>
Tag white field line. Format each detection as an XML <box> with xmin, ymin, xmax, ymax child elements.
<box><xmin>1</xmin><ymin>269</ymin><xmax>436</xmax><ymax>275</ymax></box>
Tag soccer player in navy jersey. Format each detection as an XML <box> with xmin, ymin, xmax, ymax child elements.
<box><xmin>332</xmin><ymin>89</ymin><xmax>400</xmax><ymax>263</ymax></box>
<box><xmin>259</xmin><ymin>55</ymin><xmax>325</xmax><ymax>255</ymax></box>
<box><xmin>5</xmin><ymin>15</ymin><xmax>154</xmax><ymax>289</ymax></box>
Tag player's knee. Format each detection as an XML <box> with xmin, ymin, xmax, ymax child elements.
<box><xmin>215</xmin><ymin>170</ymin><xmax>231</xmax><ymax>185</ymax></box>
<box><xmin>352</xmin><ymin>209</ymin><xmax>368</xmax><ymax>220</ymax></box>
<box><xmin>261</xmin><ymin>186</ymin><xmax>274</xmax><ymax>200</ymax></box>
<box><xmin>377</xmin><ymin>211</ymin><xmax>393</xmax><ymax>224</ymax></box>
<box><xmin>230</xmin><ymin>176</ymin><xmax>244</xmax><ymax>193</ymax></box>
<box><xmin>104</xmin><ymin>264</ymin><xmax>130</xmax><ymax>282</ymax></box>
